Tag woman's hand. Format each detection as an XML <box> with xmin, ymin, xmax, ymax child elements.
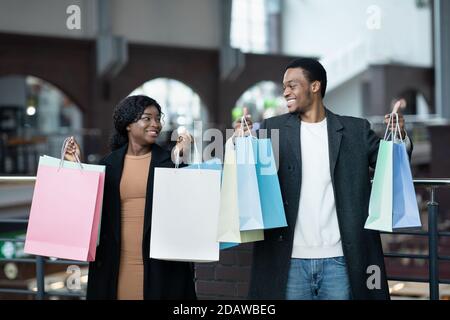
<box><xmin>176</xmin><ymin>133</ymin><xmax>193</xmax><ymax>155</ymax></box>
<box><xmin>172</xmin><ymin>129</ymin><xmax>193</xmax><ymax>164</ymax></box>
<box><xmin>64</xmin><ymin>136</ymin><xmax>82</xmax><ymax>162</ymax></box>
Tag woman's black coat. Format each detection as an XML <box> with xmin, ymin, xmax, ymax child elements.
<box><xmin>86</xmin><ymin>143</ymin><xmax>197</xmax><ymax>300</ymax></box>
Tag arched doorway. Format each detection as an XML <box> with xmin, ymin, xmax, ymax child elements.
<box><xmin>0</xmin><ymin>75</ymin><xmax>83</xmax><ymax>174</ymax></box>
<box><xmin>232</xmin><ymin>81</ymin><xmax>285</xmax><ymax>125</ymax></box>
<box><xmin>129</xmin><ymin>78</ymin><xmax>208</xmax><ymax>147</ymax></box>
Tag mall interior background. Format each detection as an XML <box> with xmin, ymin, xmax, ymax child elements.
<box><xmin>0</xmin><ymin>0</ymin><xmax>449</xmax><ymax>299</ymax></box>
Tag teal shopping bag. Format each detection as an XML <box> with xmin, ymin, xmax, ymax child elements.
<box><xmin>252</xmin><ymin>138</ymin><xmax>287</xmax><ymax>229</ymax></box>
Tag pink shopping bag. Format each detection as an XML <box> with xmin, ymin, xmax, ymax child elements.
<box><xmin>40</xmin><ymin>155</ymin><xmax>106</xmax><ymax>248</ymax></box>
<box><xmin>24</xmin><ymin>162</ymin><xmax>103</xmax><ymax>261</ymax></box>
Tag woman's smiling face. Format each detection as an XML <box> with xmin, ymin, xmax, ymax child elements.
<box><xmin>127</xmin><ymin>105</ymin><xmax>162</xmax><ymax>146</ymax></box>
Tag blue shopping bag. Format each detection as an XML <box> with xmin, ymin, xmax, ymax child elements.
<box><xmin>252</xmin><ymin>138</ymin><xmax>287</xmax><ymax>229</ymax></box>
<box><xmin>392</xmin><ymin>142</ymin><xmax>422</xmax><ymax>229</ymax></box>
<box><xmin>220</xmin><ymin>242</ymin><xmax>239</xmax><ymax>250</ymax></box>
<box><xmin>235</xmin><ymin>136</ymin><xmax>264</xmax><ymax>231</ymax></box>
<box><xmin>184</xmin><ymin>158</ymin><xmax>223</xmax><ymax>171</ymax></box>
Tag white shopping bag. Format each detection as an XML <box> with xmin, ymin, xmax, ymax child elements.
<box><xmin>150</xmin><ymin>167</ymin><xmax>221</xmax><ymax>262</ymax></box>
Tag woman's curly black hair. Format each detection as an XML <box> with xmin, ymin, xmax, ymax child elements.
<box><xmin>110</xmin><ymin>95</ymin><xmax>163</xmax><ymax>151</ymax></box>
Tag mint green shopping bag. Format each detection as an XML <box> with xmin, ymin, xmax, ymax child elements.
<box><xmin>364</xmin><ymin>139</ymin><xmax>393</xmax><ymax>232</ymax></box>
<box><xmin>364</xmin><ymin>113</ymin><xmax>400</xmax><ymax>232</ymax></box>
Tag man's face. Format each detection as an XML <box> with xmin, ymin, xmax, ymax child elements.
<box><xmin>283</xmin><ymin>67</ymin><xmax>314</xmax><ymax>114</ymax></box>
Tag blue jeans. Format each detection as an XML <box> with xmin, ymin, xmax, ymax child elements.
<box><xmin>286</xmin><ymin>257</ymin><xmax>352</xmax><ymax>300</ymax></box>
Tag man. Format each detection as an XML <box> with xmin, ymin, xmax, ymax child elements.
<box><xmin>237</xmin><ymin>58</ymin><xmax>411</xmax><ymax>300</ymax></box>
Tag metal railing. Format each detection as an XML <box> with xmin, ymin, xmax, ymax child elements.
<box><xmin>380</xmin><ymin>179</ymin><xmax>450</xmax><ymax>300</ymax></box>
<box><xmin>0</xmin><ymin>219</ymin><xmax>88</xmax><ymax>299</ymax></box>
<box><xmin>0</xmin><ymin>177</ymin><xmax>450</xmax><ymax>300</ymax></box>
<box><xmin>0</xmin><ymin>176</ymin><xmax>87</xmax><ymax>300</ymax></box>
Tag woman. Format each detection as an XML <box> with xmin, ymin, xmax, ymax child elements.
<box><xmin>65</xmin><ymin>95</ymin><xmax>196</xmax><ymax>300</ymax></box>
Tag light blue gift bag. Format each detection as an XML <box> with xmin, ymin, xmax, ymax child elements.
<box><xmin>392</xmin><ymin>142</ymin><xmax>422</xmax><ymax>229</ymax></box>
<box><xmin>235</xmin><ymin>136</ymin><xmax>264</xmax><ymax>231</ymax></box>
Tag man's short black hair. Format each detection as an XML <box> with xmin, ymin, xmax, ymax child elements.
<box><xmin>285</xmin><ymin>58</ymin><xmax>327</xmax><ymax>98</ymax></box>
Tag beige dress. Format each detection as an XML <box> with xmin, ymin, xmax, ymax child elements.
<box><xmin>116</xmin><ymin>152</ymin><xmax>151</xmax><ymax>300</ymax></box>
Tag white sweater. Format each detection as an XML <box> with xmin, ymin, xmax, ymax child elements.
<box><xmin>291</xmin><ymin>118</ymin><xmax>344</xmax><ymax>259</ymax></box>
